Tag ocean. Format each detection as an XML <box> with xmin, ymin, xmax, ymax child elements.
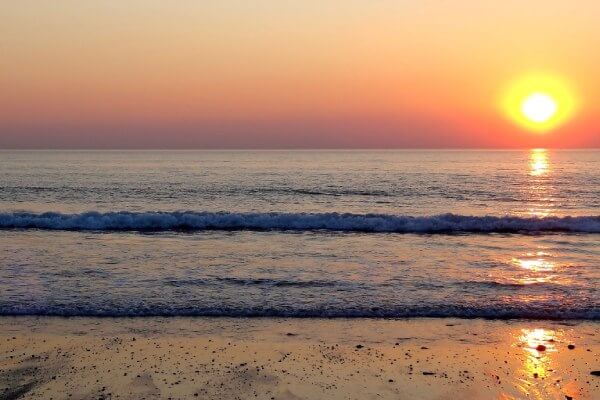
<box><xmin>0</xmin><ymin>150</ymin><xmax>598</xmax><ymax>319</ymax></box>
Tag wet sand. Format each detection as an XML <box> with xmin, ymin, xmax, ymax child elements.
<box><xmin>0</xmin><ymin>317</ymin><xmax>598</xmax><ymax>400</ymax></box>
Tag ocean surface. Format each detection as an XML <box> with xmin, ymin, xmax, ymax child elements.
<box><xmin>0</xmin><ymin>150</ymin><xmax>598</xmax><ymax>319</ymax></box>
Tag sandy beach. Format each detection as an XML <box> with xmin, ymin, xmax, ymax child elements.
<box><xmin>0</xmin><ymin>317</ymin><xmax>597</xmax><ymax>400</ymax></box>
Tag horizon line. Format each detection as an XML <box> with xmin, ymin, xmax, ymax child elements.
<box><xmin>0</xmin><ymin>147</ymin><xmax>599</xmax><ymax>151</ymax></box>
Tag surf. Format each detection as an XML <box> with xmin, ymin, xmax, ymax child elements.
<box><xmin>1</xmin><ymin>211</ymin><xmax>599</xmax><ymax>233</ymax></box>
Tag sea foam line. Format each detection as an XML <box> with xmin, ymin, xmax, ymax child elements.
<box><xmin>0</xmin><ymin>304</ymin><xmax>597</xmax><ymax>320</ymax></box>
<box><xmin>0</xmin><ymin>211</ymin><xmax>599</xmax><ymax>233</ymax></box>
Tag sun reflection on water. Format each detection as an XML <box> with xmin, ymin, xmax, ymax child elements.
<box><xmin>512</xmin><ymin>252</ymin><xmax>555</xmax><ymax>273</ymax></box>
<box><xmin>526</xmin><ymin>149</ymin><xmax>556</xmax><ymax>218</ymax></box>
<box><xmin>504</xmin><ymin>251</ymin><xmax>563</xmax><ymax>285</ymax></box>
<box><xmin>529</xmin><ymin>149</ymin><xmax>549</xmax><ymax>177</ymax></box>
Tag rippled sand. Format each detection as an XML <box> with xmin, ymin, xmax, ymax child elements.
<box><xmin>0</xmin><ymin>318</ymin><xmax>598</xmax><ymax>399</ymax></box>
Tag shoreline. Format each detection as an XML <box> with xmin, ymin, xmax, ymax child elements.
<box><xmin>1</xmin><ymin>317</ymin><xmax>598</xmax><ymax>399</ymax></box>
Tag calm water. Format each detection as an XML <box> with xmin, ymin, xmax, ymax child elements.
<box><xmin>0</xmin><ymin>150</ymin><xmax>598</xmax><ymax>318</ymax></box>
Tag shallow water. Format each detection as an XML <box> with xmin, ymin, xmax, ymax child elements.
<box><xmin>0</xmin><ymin>150</ymin><xmax>598</xmax><ymax>318</ymax></box>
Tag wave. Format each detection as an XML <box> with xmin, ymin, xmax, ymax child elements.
<box><xmin>462</xmin><ymin>280</ymin><xmax>564</xmax><ymax>290</ymax></box>
<box><xmin>0</xmin><ymin>211</ymin><xmax>599</xmax><ymax>233</ymax></box>
<box><xmin>0</xmin><ymin>305</ymin><xmax>597</xmax><ymax>320</ymax></box>
<box><xmin>166</xmin><ymin>277</ymin><xmax>340</xmax><ymax>288</ymax></box>
<box><xmin>249</xmin><ymin>187</ymin><xmax>392</xmax><ymax>197</ymax></box>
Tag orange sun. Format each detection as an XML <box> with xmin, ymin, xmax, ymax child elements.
<box><xmin>502</xmin><ymin>73</ymin><xmax>578</xmax><ymax>133</ymax></box>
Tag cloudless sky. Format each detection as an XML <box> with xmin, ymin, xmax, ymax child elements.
<box><xmin>1</xmin><ymin>1</ymin><xmax>599</xmax><ymax>148</ymax></box>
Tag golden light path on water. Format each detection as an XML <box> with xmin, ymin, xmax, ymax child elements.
<box><xmin>529</xmin><ymin>149</ymin><xmax>550</xmax><ymax>177</ymax></box>
<box><xmin>510</xmin><ymin>251</ymin><xmax>560</xmax><ymax>286</ymax></box>
<box><xmin>496</xmin><ymin>149</ymin><xmax>561</xmax><ymax>286</ymax></box>
<box><xmin>498</xmin><ymin>150</ymin><xmax>585</xmax><ymax>399</ymax></box>
<box><xmin>526</xmin><ymin>149</ymin><xmax>554</xmax><ymax>218</ymax></box>
<box><xmin>513</xmin><ymin>252</ymin><xmax>555</xmax><ymax>273</ymax></box>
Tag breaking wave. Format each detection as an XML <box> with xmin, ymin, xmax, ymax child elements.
<box><xmin>0</xmin><ymin>211</ymin><xmax>599</xmax><ymax>233</ymax></box>
<box><xmin>0</xmin><ymin>304</ymin><xmax>597</xmax><ymax>320</ymax></box>
<box><xmin>0</xmin><ymin>211</ymin><xmax>600</xmax><ymax>233</ymax></box>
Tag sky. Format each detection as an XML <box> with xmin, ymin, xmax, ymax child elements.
<box><xmin>1</xmin><ymin>1</ymin><xmax>599</xmax><ymax>149</ymax></box>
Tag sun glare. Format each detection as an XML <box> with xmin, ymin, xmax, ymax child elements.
<box><xmin>502</xmin><ymin>74</ymin><xmax>577</xmax><ymax>133</ymax></box>
<box><xmin>521</xmin><ymin>93</ymin><xmax>557</xmax><ymax>123</ymax></box>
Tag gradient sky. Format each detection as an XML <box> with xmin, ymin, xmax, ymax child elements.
<box><xmin>1</xmin><ymin>1</ymin><xmax>599</xmax><ymax>148</ymax></box>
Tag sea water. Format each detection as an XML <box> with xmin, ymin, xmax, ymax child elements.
<box><xmin>0</xmin><ymin>150</ymin><xmax>598</xmax><ymax>318</ymax></box>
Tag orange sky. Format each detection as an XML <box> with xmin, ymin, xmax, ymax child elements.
<box><xmin>1</xmin><ymin>1</ymin><xmax>599</xmax><ymax>148</ymax></box>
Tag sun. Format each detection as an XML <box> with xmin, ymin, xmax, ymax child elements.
<box><xmin>502</xmin><ymin>73</ymin><xmax>578</xmax><ymax>133</ymax></box>
<box><xmin>521</xmin><ymin>92</ymin><xmax>557</xmax><ymax>123</ymax></box>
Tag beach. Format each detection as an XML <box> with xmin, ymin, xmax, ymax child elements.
<box><xmin>1</xmin><ymin>317</ymin><xmax>598</xmax><ymax>399</ymax></box>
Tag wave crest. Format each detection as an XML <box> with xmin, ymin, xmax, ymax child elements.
<box><xmin>0</xmin><ymin>304</ymin><xmax>597</xmax><ymax>320</ymax></box>
<box><xmin>0</xmin><ymin>211</ymin><xmax>599</xmax><ymax>233</ymax></box>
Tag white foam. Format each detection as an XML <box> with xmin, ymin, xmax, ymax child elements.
<box><xmin>1</xmin><ymin>211</ymin><xmax>599</xmax><ymax>233</ymax></box>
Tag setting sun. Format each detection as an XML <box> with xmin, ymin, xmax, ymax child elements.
<box><xmin>521</xmin><ymin>93</ymin><xmax>557</xmax><ymax>123</ymax></box>
<box><xmin>502</xmin><ymin>74</ymin><xmax>578</xmax><ymax>133</ymax></box>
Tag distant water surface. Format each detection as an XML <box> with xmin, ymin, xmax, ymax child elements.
<box><xmin>0</xmin><ymin>150</ymin><xmax>598</xmax><ymax>319</ymax></box>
